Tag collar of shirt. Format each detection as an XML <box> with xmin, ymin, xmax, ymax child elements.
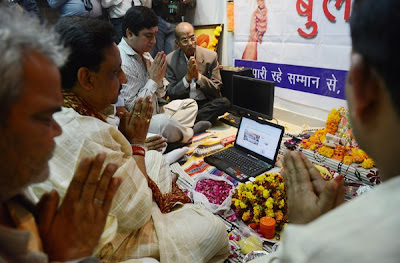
<box><xmin>119</xmin><ymin>38</ymin><xmax>152</xmax><ymax>64</ymax></box>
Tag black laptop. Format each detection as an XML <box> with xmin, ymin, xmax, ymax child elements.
<box><xmin>204</xmin><ymin>115</ymin><xmax>284</xmax><ymax>182</ymax></box>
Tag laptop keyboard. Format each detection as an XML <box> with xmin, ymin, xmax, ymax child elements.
<box><xmin>214</xmin><ymin>148</ymin><xmax>271</xmax><ymax>175</ymax></box>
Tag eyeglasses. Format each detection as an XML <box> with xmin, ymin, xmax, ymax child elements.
<box><xmin>180</xmin><ymin>36</ymin><xmax>196</xmax><ymax>45</ymax></box>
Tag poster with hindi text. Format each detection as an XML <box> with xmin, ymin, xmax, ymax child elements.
<box><xmin>233</xmin><ymin>0</ymin><xmax>353</xmax><ymax>120</ymax></box>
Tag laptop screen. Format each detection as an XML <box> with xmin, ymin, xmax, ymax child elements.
<box><xmin>235</xmin><ymin>116</ymin><xmax>283</xmax><ymax>161</ymax></box>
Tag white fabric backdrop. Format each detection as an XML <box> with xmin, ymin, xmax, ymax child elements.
<box><xmin>192</xmin><ymin>0</ymin><xmax>353</xmax><ymax>122</ymax></box>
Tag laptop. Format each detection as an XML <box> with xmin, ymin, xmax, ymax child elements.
<box><xmin>204</xmin><ymin>115</ymin><xmax>284</xmax><ymax>182</ymax></box>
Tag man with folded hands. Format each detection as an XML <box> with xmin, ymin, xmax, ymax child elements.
<box><xmin>0</xmin><ymin>7</ymin><xmax>121</xmax><ymax>262</ymax></box>
<box><xmin>251</xmin><ymin>0</ymin><xmax>400</xmax><ymax>262</ymax></box>
<box><xmin>166</xmin><ymin>22</ymin><xmax>230</xmax><ymax>125</ymax></box>
<box><xmin>31</xmin><ymin>16</ymin><xmax>230</xmax><ymax>263</ymax></box>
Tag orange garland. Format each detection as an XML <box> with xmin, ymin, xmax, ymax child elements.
<box><xmin>301</xmin><ymin>107</ymin><xmax>375</xmax><ymax>168</ymax></box>
<box><xmin>227</xmin><ymin>1</ymin><xmax>234</xmax><ymax>32</ymax></box>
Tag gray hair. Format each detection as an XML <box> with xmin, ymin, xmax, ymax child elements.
<box><xmin>0</xmin><ymin>7</ymin><xmax>68</xmax><ymax>125</ymax></box>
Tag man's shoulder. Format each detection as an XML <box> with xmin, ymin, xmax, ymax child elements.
<box><xmin>166</xmin><ymin>49</ymin><xmax>181</xmax><ymax>63</ymax></box>
<box><xmin>197</xmin><ymin>46</ymin><xmax>217</xmax><ymax>58</ymax></box>
<box><xmin>55</xmin><ymin>107</ymin><xmax>113</xmax><ymax>131</ymax></box>
<box><xmin>118</xmin><ymin>38</ymin><xmax>137</xmax><ymax>57</ymax></box>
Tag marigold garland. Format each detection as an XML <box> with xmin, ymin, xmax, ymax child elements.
<box><xmin>301</xmin><ymin>107</ymin><xmax>375</xmax><ymax>167</ymax></box>
<box><xmin>227</xmin><ymin>1</ymin><xmax>234</xmax><ymax>32</ymax></box>
<box><xmin>208</xmin><ymin>25</ymin><xmax>223</xmax><ymax>51</ymax></box>
<box><xmin>231</xmin><ymin>173</ymin><xmax>288</xmax><ymax>232</ymax></box>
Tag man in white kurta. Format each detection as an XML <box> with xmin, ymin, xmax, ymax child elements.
<box><xmin>31</xmin><ymin>107</ymin><xmax>229</xmax><ymax>262</ymax></box>
<box><xmin>250</xmin><ymin>0</ymin><xmax>400</xmax><ymax>262</ymax></box>
<box><xmin>250</xmin><ymin>176</ymin><xmax>400</xmax><ymax>262</ymax></box>
<box><xmin>30</xmin><ymin>16</ymin><xmax>229</xmax><ymax>263</ymax></box>
<box><xmin>118</xmin><ymin>6</ymin><xmax>207</xmax><ymax>144</ymax></box>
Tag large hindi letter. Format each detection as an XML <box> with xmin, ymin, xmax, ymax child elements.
<box><xmin>296</xmin><ymin>0</ymin><xmax>318</xmax><ymax>38</ymax></box>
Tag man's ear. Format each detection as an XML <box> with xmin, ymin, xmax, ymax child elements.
<box><xmin>77</xmin><ymin>67</ymin><xmax>94</xmax><ymax>90</ymax></box>
<box><xmin>126</xmin><ymin>28</ymin><xmax>133</xmax><ymax>39</ymax></box>
<box><xmin>348</xmin><ymin>53</ymin><xmax>381</xmax><ymax>123</ymax></box>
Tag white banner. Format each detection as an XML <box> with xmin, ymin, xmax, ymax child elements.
<box><xmin>233</xmin><ymin>0</ymin><xmax>353</xmax><ymax>119</ymax></box>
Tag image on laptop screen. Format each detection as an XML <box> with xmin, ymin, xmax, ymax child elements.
<box><xmin>235</xmin><ymin>117</ymin><xmax>282</xmax><ymax>161</ymax></box>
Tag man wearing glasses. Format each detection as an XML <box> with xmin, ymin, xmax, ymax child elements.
<box><xmin>166</xmin><ymin>22</ymin><xmax>230</xmax><ymax>124</ymax></box>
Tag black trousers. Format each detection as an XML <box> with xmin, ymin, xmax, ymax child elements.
<box><xmin>195</xmin><ymin>97</ymin><xmax>231</xmax><ymax>124</ymax></box>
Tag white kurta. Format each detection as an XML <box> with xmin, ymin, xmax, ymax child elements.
<box><xmin>30</xmin><ymin>107</ymin><xmax>229</xmax><ymax>263</ymax></box>
<box><xmin>250</xmin><ymin>176</ymin><xmax>400</xmax><ymax>263</ymax></box>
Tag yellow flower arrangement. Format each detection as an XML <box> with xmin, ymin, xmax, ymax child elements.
<box><xmin>208</xmin><ymin>26</ymin><xmax>223</xmax><ymax>51</ymax></box>
<box><xmin>300</xmin><ymin>107</ymin><xmax>375</xmax><ymax>168</ymax></box>
<box><xmin>362</xmin><ymin>158</ymin><xmax>375</xmax><ymax>169</ymax></box>
<box><xmin>343</xmin><ymin>155</ymin><xmax>353</xmax><ymax>165</ymax></box>
<box><xmin>326</xmin><ymin>108</ymin><xmax>341</xmax><ymax>134</ymax></box>
<box><xmin>231</xmin><ymin>173</ymin><xmax>288</xmax><ymax>232</ymax></box>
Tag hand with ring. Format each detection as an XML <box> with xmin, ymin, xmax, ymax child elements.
<box><xmin>37</xmin><ymin>153</ymin><xmax>121</xmax><ymax>261</ymax></box>
<box><xmin>118</xmin><ymin>96</ymin><xmax>154</xmax><ymax>145</ymax></box>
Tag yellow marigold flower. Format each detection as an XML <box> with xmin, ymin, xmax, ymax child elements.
<box><xmin>234</xmin><ymin>199</ymin><xmax>240</xmax><ymax>207</ymax></box>
<box><xmin>246</xmin><ymin>192</ymin><xmax>256</xmax><ymax>202</ymax></box>
<box><xmin>361</xmin><ymin>158</ymin><xmax>375</xmax><ymax>169</ymax></box>
<box><xmin>262</xmin><ymin>190</ymin><xmax>270</xmax><ymax>199</ymax></box>
<box><xmin>239</xmin><ymin>183</ymin><xmax>246</xmax><ymax>191</ymax></box>
<box><xmin>278</xmin><ymin>199</ymin><xmax>285</xmax><ymax>209</ymax></box>
<box><xmin>343</xmin><ymin>155</ymin><xmax>353</xmax><ymax>165</ymax></box>
<box><xmin>242</xmin><ymin>212</ymin><xmax>250</xmax><ymax>221</ymax></box>
<box><xmin>245</xmin><ymin>182</ymin><xmax>253</xmax><ymax>190</ymax></box>
<box><xmin>318</xmin><ymin>146</ymin><xmax>334</xmax><ymax>158</ymax></box>
<box><xmin>278</xmin><ymin>182</ymin><xmax>285</xmax><ymax>190</ymax></box>
<box><xmin>309</xmin><ymin>144</ymin><xmax>318</xmax><ymax>151</ymax></box>
<box><xmin>254</xmin><ymin>218</ymin><xmax>260</xmax><ymax>223</ymax></box>
<box><xmin>267</xmin><ymin>209</ymin><xmax>275</xmax><ymax>218</ymax></box>
<box><xmin>258</xmin><ymin>185</ymin><xmax>265</xmax><ymax>192</ymax></box>
<box><xmin>320</xmin><ymin>134</ymin><xmax>326</xmax><ymax>143</ymax></box>
<box><xmin>276</xmin><ymin>210</ymin><xmax>284</xmax><ymax>221</ymax></box>
<box><xmin>326</xmin><ymin>108</ymin><xmax>341</xmax><ymax>134</ymax></box>
<box><xmin>260</xmin><ymin>174</ymin><xmax>267</xmax><ymax>182</ymax></box>
<box><xmin>266</xmin><ymin>201</ymin><xmax>273</xmax><ymax>210</ymax></box>
<box><xmin>267</xmin><ymin>197</ymin><xmax>274</xmax><ymax>204</ymax></box>
<box><xmin>240</xmin><ymin>202</ymin><xmax>247</xmax><ymax>209</ymax></box>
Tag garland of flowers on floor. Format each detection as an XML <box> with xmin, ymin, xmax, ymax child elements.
<box><xmin>231</xmin><ymin>173</ymin><xmax>288</xmax><ymax>238</ymax></box>
<box><xmin>301</xmin><ymin>107</ymin><xmax>375</xmax><ymax>169</ymax></box>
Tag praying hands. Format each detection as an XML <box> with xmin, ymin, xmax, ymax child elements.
<box><xmin>37</xmin><ymin>153</ymin><xmax>121</xmax><ymax>261</ymax></box>
<box><xmin>118</xmin><ymin>96</ymin><xmax>154</xmax><ymax>145</ymax></box>
<box><xmin>282</xmin><ymin>150</ymin><xmax>345</xmax><ymax>224</ymax></box>
<box><xmin>185</xmin><ymin>56</ymin><xmax>199</xmax><ymax>83</ymax></box>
